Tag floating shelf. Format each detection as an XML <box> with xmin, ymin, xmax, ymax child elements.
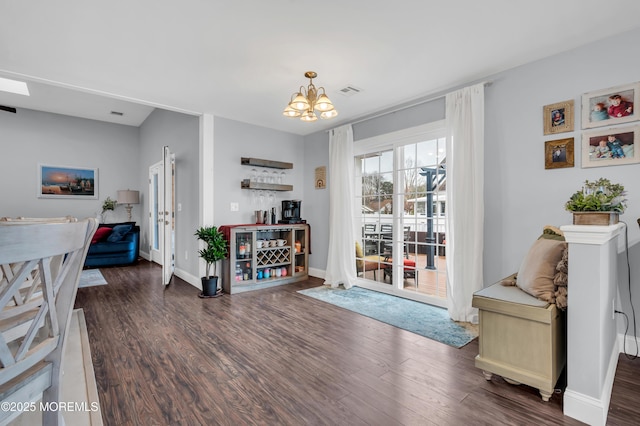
<box><xmin>241</xmin><ymin>179</ymin><xmax>293</xmax><ymax>192</ymax></box>
<box><xmin>241</xmin><ymin>157</ymin><xmax>293</xmax><ymax>169</ymax></box>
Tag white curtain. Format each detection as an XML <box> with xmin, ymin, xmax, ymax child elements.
<box><xmin>445</xmin><ymin>83</ymin><xmax>485</xmax><ymax>323</ymax></box>
<box><xmin>324</xmin><ymin>124</ymin><xmax>357</xmax><ymax>289</ymax></box>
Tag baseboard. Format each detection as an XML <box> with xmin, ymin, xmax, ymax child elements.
<box><xmin>618</xmin><ymin>332</ymin><xmax>640</xmax><ymax>356</ymax></box>
<box><xmin>563</xmin><ymin>340</ymin><xmax>619</xmax><ymax>426</ymax></box>
<box><xmin>308</xmin><ymin>267</ymin><xmax>325</xmax><ymax>280</ymax></box>
<box><xmin>175</xmin><ymin>267</ymin><xmax>200</xmax><ymax>289</ymax></box>
<box><xmin>139</xmin><ymin>250</ymin><xmax>150</xmax><ymax>261</ymax></box>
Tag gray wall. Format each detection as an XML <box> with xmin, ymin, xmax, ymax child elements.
<box><xmin>138</xmin><ymin>108</ymin><xmax>200</xmax><ymax>277</ymax></box>
<box><xmin>0</xmin><ymin>108</ymin><xmax>139</xmax><ymax>222</ymax></box>
<box><xmin>484</xmin><ymin>32</ymin><xmax>639</xmax><ymax>281</ymax></box>
<box><xmin>302</xmin><ymin>130</ymin><xmax>330</xmax><ymax>271</ymax></box>
<box><xmin>483</xmin><ymin>27</ymin><xmax>640</xmax><ymax>340</ymax></box>
<box><xmin>213</xmin><ymin>117</ymin><xmax>304</xmax><ymax>226</ymax></box>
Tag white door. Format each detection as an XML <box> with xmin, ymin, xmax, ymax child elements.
<box><xmin>162</xmin><ymin>146</ymin><xmax>175</xmax><ymax>286</ymax></box>
<box><xmin>148</xmin><ymin>161</ymin><xmax>163</xmax><ymax>265</ymax></box>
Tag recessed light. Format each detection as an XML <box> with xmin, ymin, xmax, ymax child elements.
<box><xmin>0</xmin><ymin>77</ymin><xmax>29</xmax><ymax>96</ymax></box>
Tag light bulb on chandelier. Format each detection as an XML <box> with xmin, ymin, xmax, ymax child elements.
<box><xmin>283</xmin><ymin>71</ymin><xmax>338</xmax><ymax>122</ymax></box>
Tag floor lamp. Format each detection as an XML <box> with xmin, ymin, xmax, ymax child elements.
<box><xmin>117</xmin><ymin>190</ymin><xmax>140</xmax><ymax>222</ymax></box>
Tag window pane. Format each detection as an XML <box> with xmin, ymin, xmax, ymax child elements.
<box><xmin>380</xmin><ymin>150</ymin><xmax>393</xmax><ymax>173</ymax></box>
<box><xmin>416</xmin><ymin>139</ymin><xmax>439</xmax><ymax>168</ymax></box>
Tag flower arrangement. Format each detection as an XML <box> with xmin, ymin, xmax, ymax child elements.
<box><xmin>564</xmin><ymin>178</ymin><xmax>627</xmax><ymax>213</ymax></box>
<box><xmin>102</xmin><ymin>197</ymin><xmax>117</xmax><ymax>213</ymax></box>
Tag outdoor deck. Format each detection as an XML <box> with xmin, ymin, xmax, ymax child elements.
<box><xmin>360</xmin><ymin>253</ymin><xmax>447</xmax><ymax>299</ymax></box>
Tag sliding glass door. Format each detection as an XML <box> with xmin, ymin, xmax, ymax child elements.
<box><xmin>354</xmin><ymin>122</ymin><xmax>447</xmax><ymax>307</ymax></box>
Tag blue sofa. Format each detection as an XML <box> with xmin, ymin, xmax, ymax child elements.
<box><xmin>84</xmin><ymin>222</ymin><xmax>140</xmax><ymax>268</ymax></box>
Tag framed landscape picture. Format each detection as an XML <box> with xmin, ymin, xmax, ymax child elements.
<box><xmin>545</xmin><ymin>138</ymin><xmax>574</xmax><ymax>169</ymax></box>
<box><xmin>38</xmin><ymin>164</ymin><xmax>98</xmax><ymax>199</ymax></box>
<box><xmin>581</xmin><ymin>82</ymin><xmax>640</xmax><ymax>129</ymax></box>
<box><xmin>543</xmin><ymin>100</ymin><xmax>574</xmax><ymax>135</ymax></box>
<box><xmin>581</xmin><ymin>125</ymin><xmax>640</xmax><ymax>168</ymax></box>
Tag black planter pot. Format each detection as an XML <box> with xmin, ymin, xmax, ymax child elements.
<box><xmin>201</xmin><ymin>276</ymin><xmax>220</xmax><ymax>297</ymax></box>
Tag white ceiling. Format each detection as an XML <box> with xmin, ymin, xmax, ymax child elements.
<box><xmin>1</xmin><ymin>1</ymin><xmax>640</xmax><ymax>134</ymax></box>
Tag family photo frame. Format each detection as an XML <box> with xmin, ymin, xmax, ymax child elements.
<box><xmin>581</xmin><ymin>82</ymin><xmax>640</xmax><ymax>129</ymax></box>
<box><xmin>581</xmin><ymin>125</ymin><xmax>640</xmax><ymax>168</ymax></box>
<box><xmin>544</xmin><ymin>138</ymin><xmax>574</xmax><ymax>169</ymax></box>
<box><xmin>38</xmin><ymin>164</ymin><xmax>98</xmax><ymax>199</ymax></box>
<box><xmin>543</xmin><ymin>100</ymin><xmax>574</xmax><ymax>135</ymax></box>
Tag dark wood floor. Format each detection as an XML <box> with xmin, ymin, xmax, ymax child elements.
<box><xmin>75</xmin><ymin>261</ymin><xmax>640</xmax><ymax>425</ymax></box>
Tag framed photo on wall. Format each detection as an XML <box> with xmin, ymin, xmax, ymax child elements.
<box><xmin>545</xmin><ymin>138</ymin><xmax>574</xmax><ymax>169</ymax></box>
<box><xmin>38</xmin><ymin>164</ymin><xmax>98</xmax><ymax>199</ymax></box>
<box><xmin>543</xmin><ymin>100</ymin><xmax>574</xmax><ymax>135</ymax></box>
<box><xmin>581</xmin><ymin>125</ymin><xmax>640</xmax><ymax>168</ymax></box>
<box><xmin>581</xmin><ymin>82</ymin><xmax>640</xmax><ymax>129</ymax></box>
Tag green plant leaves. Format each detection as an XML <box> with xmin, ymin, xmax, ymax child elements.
<box><xmin>195</xmin><ymin>226</ymin><xmax>228</xmax><ymax>277</ymax></box>
<box><xmin>565</xmin><ymin>178</ymin><xmax>627</xmax><ymax>213</ymax></box>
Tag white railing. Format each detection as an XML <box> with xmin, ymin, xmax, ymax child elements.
<box><xmin>359</xmin><ymin>213</ymin><xmax>446</xmax><ymax>234</ymax></box>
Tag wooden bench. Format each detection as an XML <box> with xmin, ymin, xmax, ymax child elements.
<box><xmin>472</xmin><ymin>279</ymin><xmax>566</xmax><ymax>401</ymax></box>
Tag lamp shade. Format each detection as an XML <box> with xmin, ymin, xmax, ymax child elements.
<box><xmin>320</xmin><ymin>109</ymin><xmax>339</xmax><ymax>119</ymax></box>
<box><xmin>282</xmin><ymin>105</ymin><xmax>301</xmax><ymax>117</ymax></box>
<box><xmin>117</xmin><ymin>190</ymin><xmax>139</xmax><ymax>205</ymax></box>
<box><xmin>300</xmin><ymin>110</ymin><xmax>318</xmax><ymax>122</ymax></box>
<box><xmin>314</xmin><ymin>93</ymin><xmax>334</xmax><ymax>112</ymax></box>
<box><xmin>289</xmin><ymin>93</ymin><xmax>310</xmax><ymax>111</ymax></box>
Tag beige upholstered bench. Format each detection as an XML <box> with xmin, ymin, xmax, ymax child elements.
<box><xmin>472</xmin><ymin>280</ymin><xmax>566</xmax><ymax>401</ymax></box>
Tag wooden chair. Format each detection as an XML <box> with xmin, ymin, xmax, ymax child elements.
<box><xmin>0</xmin><ymin>218</ymin><xmax>97</xmax><ymax>425</ymax></box>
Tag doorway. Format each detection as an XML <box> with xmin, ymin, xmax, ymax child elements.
<box><xmin>149</xmin><ymin>161</ymin><xmax>163</xmax><ymax>265</ymax></box>
<box><xmin>148</xmin><ymin>146</ymin><xmax>175</xmax><ymax>285</ymax></box>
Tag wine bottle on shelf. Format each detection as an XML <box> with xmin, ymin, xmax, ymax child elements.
<box><xmin>271</xmin><ymin>208</ymin><xmax>276</xmax><ymax>225</ymax></box>
<box><xmin>238</xmin><ymin>238</ymin><xmax>246</xmax><ymax>258</ymax></box>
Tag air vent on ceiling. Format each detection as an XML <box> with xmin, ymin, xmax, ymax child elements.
<box><xmin>0</xmin><ymin>105</ymin><xmax>17</xmax><ymax>113</ymax></box>
<box><xmin>110</xmin><ymin>111</ymin><xmax>124</xmax><ymax>116</ymax></box>
<box><xmin>337</xmin><ymin>85</ymin><xmax>363</xmax><ymax>97</ymax></box>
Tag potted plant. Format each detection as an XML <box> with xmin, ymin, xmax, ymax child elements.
<box><xmin>99</xmin><ymin>196</ymin><xmax>117</xmax><ymax>223</ymax></box>
<box><xmin>195</xmin><ymin>226</ymin><xmax>228</xmax><ymax>297</ymax></box>
<box><xmin>565</xmin><ymin>178</ymin><xmax>627</xmax><ymax>225</ymax></box>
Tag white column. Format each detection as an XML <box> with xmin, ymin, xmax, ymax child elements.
<box><xmin>560</xmin><ymin>224</ymin><xmax>623</xmax><ymax>426</ymax></box>
<box><xmin>199</xmin><ymin>113</ymin><xmax>215</xmax><ymax>281</ymax></box>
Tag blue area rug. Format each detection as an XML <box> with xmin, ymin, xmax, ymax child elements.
<box><xmin>79</xmin><ymin>269</ymin><xmax>107</xmax><ymax>288</ymax></box>
<box><xmin>297</xmin><ymin>286</ymin><xmax>477</xmax><ymax>348</ymax></box>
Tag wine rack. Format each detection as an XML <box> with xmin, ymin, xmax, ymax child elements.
<box><xmin>256</xmin><ymin>247</ymin><xmax>291</xmax><ymax>267</ymax></box>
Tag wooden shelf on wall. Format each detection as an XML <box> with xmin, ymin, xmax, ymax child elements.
<box><xmin>241</xmin><ymin>157</ymin><xmax>293</xmax><ymax>170</ymax></box>
<box><xmin>240</xmin><ymin>179</ymin><xmax>293</xmax><ymax>192</ymax></box>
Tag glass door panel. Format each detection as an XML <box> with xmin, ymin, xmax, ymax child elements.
<box><xmin>355</xmin><ymin>149</ymin><xmax>394</xmax><ymax>285</ymax></box>
<box><xmin>355</xmin><ymin>134</ymin><xmax>447</xmax><ymax>307</ymax></box>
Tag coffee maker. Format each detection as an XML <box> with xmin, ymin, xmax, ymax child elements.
<box><xmin>279</xmin><ymin>200</ymin><xmax>305</xmax><ymax>224</ymax></box>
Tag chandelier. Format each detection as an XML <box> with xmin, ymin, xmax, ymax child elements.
<box><xmin>283</xmin><ymin>71</ymin><xmax>338</xmax><ymax>122</ymax></box>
